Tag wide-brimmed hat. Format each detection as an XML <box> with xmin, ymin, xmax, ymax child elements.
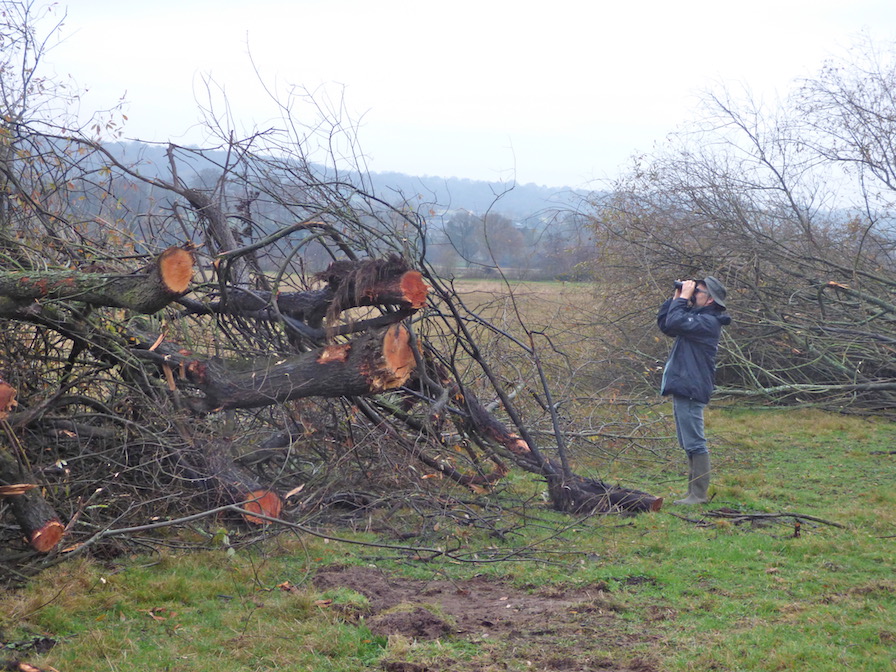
<box><xmin>703</xmin><ymin>276</ymin><xmax>727</xmax><ymax>310</ymax></box>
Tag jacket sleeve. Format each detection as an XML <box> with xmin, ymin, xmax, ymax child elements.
<box><xmin>660</xmin><ymin>300</ymin><xmax>721</xmax><ymax>340</ymax></box>
<box><xmin>657</xmin><ymin>298</ymin><xmax>685</xmax><ymax>336</ymax></box>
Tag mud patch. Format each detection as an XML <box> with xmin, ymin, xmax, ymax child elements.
<box><xmin>368</xmin><ymin>606</ymin><xmax>452</xmax><ymax>640</ymax></box>
<box><xmin>312</xmin><ymin>565</ymin><xmax>662</xmax><ymax>672</ymax></box>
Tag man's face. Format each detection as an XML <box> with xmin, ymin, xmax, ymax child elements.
<box><xmin>692</xmin><ymin>284</ymin><xmax>714</xmax><ymax>308</ymax></box>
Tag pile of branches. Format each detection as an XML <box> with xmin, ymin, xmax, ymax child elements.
<box><xmin>0</xmin><ymin>125</ymin><xmax>662</xmax><ymax>578</ymax></box>
<box><xmin>0</xmin><ymin>4</ymin><xmax>666</xmax><ymax>581</ymax></box>
<box><xmin>581</xmin><ymin>47</ymin><xmax>896</xmax><ymax>413</ymax></box>
<box><xmin>588</xmin><ymin>186</ymin><xmax>896</xmax><ymax>411</ymax></box>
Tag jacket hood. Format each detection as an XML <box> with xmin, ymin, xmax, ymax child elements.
<box><xmin>695</xmin><ymin>304</ymin><xmax>732</xmax><ymax>326</ymax></box>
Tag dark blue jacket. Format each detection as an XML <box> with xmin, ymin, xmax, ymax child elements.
<box><xmin>657</xmin><ymin>298</ymin><xmax>731</xmax><ymax>404</ymax></box>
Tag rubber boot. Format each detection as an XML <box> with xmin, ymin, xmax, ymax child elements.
<box><xmin>672</xmin><ymin>454</ymin><xmax>694</xmax><ymax>505</ymax></box>
<box><xmin>673</xmin><ymin>452</ymin><xmax>710</xmax><ymax>505</ymax></box>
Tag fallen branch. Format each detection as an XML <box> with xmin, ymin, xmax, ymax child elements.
<box><xmin>0</xmin><ymin>448</ymin><xmax>65</xmax><ymax>553</ymax></box>
<box><xmin>131</xmin><ymin>323</ymin><xmax>417</xmax><ymax>412</ymax></box>
<box><xmin>0</xmin><ymin>246</ymin><xmax>194</xmax><ymax>315</ymax></box>
<box><xmin>703</xmin><ymin>509</ymin><xmax>845</xmax><ymax>528</ymax></box>
<box><xmin>670</xmin><ymin>508</ymin><xmax>845</xmax><ymax>530</ymax></box>
<box><xmin>0</xmin><ymin>381</ymin><xmax>65</xmax><ymax>553</ymax></box>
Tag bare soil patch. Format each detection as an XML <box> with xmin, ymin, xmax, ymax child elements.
<box><xmin>312</xmin><ymin>565</ymin><xmax>663</xmax><ymax>672</ymax></box>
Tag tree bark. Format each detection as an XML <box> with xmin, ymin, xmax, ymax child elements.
<box><xmin>315</xmin><ymin>256</ymin><xmax>429</xmax><ymax>325</ymax></box>
<box><xmin>0</xmin><ymin>450</ymin><xmax>65</xmax><ymax>552</ymax></box>
<box><xmin>0</xmin><ymin>381</ymin><xmax>65</xmax><ymax>552</ymax></box>
<box><xmin>202</xmin><ymin>441</ymin><xmax>282</xmax><ymax>524</ymax></box>
<box><xmin>183</xmin><ymin>257</ymin><xmax>429</xmax><ymax>331</ymax></box>
<box><xmin>546</xmin><ymin>473</ymin><xmax>664</xmax><ymax>514</ymax></box>
<box><xmin>0</xmin><ymin>246</ymin><xmax>194</xmax><ymax>315</ymax></box>
<box><xmin>133</xmin><ymin>324</ymin><xmax>417</xmax><ymax>412</ymax></box>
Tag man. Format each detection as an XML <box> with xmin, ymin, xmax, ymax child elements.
<box><xmin>657</xmin><ymin>276</ymin><xmax>731</xmax><ymax>505</ymax></box>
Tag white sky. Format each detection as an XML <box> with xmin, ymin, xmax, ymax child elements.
<box><xmin>45</xmin><ymin>0</ymin><xmax>896</xmax><ymax>188</ymax></box>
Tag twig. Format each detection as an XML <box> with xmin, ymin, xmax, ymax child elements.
<box><xmin>703</xmin><ymin>510</ymin><xmax>846</xmax><ymax>528</ymax></box>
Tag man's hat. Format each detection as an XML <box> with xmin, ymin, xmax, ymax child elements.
<box><xmin>703</xmin><ymin>276</ymin><xmax>727</xmax><ymax>310</ymax></box>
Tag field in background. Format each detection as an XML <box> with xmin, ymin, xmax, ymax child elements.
<box><xmin>442</xmin><ymin>278</ymin><xmax>669</xmax><ymax>485</ymax></box>
<box><xmin>445</xmin><ymin>278</ymin><xmax>600</xmax><ymax>342</ymax></box>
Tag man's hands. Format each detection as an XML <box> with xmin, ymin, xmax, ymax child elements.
<box><xmin>675</xmin><ymin>279</ymin><xmax>697</xmax><ymax>301</ymax></box>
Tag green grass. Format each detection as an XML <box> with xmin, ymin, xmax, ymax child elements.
<box><xmin>2</xmin><ymin>406</ymin><xmax>896</xmax><ymax>671</ymax></box>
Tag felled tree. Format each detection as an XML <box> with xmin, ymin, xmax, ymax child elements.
<box><xmin>584</xmin><ymin>37</ymin><xmax>896</xmax><ymax>412</ymax></box>
<box><xmin>0</xmin><ymin>4</ymin><xmax>661</xmax><ymax>570</ymax></box>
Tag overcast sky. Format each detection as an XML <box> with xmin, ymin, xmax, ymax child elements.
<box><xmin>45</xmin><ymin>0</ymin><xmax>896</xmax><ymax>188</ymax></box>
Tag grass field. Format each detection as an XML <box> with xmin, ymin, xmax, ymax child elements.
<box><xmin>2</xmin><ymin>406</ymin><xmax>893</xmax><ymax>671</ymax></box>
<box><xmin>1</xmin><ymin>281</ymin><xmax>894</xmax><ymax>671</ymax></box>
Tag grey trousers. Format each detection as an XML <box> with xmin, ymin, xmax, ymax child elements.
<box><xmin>672</xmin><ymin>395</ymin><xmax>709</xmax><ymax>456</ymax></box>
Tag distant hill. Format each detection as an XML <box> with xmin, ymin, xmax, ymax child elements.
<box><xmin>364</xmin><ymin>171</ymin><xmax>590</xmax><ymax>222</ymax></box>
<box><xmin>104</xmin><ymin>142</ymin><xmax>593</xmax><ymax>224</ymax></box>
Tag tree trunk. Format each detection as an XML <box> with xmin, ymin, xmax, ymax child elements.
<box><xmin>202</xmin><ymin>441</ymin><xmax>282</xmax><ymax>524</ymax></box>
<box><xmin>546</xmin><ymin>473</ymin><xmax>664</xmax><ymax>514</ymax></box>
<box><xmin>133</xmin><ymin>323</ymin><xmax>417</xmax><ymax>412</ymax></box>
<box><xmin>0</xmin><ymin>450</ymin><xmax>65</xmax><ymax>552</ymax></box>
<box><xmin>185</xmin><ymin>257</ymin><xmax>429</xmax><ymax>332</ymax></box>
<box><xmin>0</xmin><ymin>246</ymin><xmax>194</xmax><ymax>315</ymax></box>
<box><xmin>0</xmin><ymin>381</ymin><xmax>65</xmax><ymax>552</ymax></box>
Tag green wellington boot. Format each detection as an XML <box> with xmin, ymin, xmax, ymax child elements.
<box><xmin>673</xmin><ymin>452</ymin><xmax>710</xmax><ymax>505</ymax></box>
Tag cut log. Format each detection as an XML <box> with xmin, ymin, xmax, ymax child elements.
<box><xmin>188</xmin><ymin>257</ymin><xmax>429</xmax><ymax>330</ymax></box>
<box><xmin>16</xmin><ymin>503</ymin><xmax>65</xmax><ymax>552</ymax></box>
<box><xmin>132</xmin><ymin>324</ymin><xmax>416</xmax><ymax>412</ymax></box>
<box><xmin>0</xmin><ymin>450</ymin><xmax>65</xmax><ymax>552</ymax></box>
<box><xmin>0</xmin><ymin>380</ymin><xmax>66</xmax><ymax>551</ymax></box>
<box><xmin>153</xmin><ymin>246</ymin><xmax>194</xmax><ymax>295</ymax></box>
<box><xmin>316</xmin><ymin>256</ymin><xmax>430</xmax><ymax>325</ymax></box>
<box><xmin>202</xmin><ymin>443</ymin><xmax>282</xmax><ymax>525</ymax></box>
<box><xmin>547</xmin><ymin>474</ymin><xmax>664</xmax><ymax>514</ymax></box>
<box><xmin>240</xmin><ymin>489</ymin><xmax>283</xmax><ymax>524</ymax></box>
<box><xmin>0</xmin><ymin>245</ymin><xmax>194</xmax><ymax>315</ymax></box>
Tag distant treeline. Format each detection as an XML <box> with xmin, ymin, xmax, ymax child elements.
<box><xmin>88</xmin><ymin>142</ymin><xmax>598</xmax><ymax>279</ymax></box>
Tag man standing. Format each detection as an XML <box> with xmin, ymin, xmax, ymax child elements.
<box><xmin>657</xmin><ymin>277</ymin><xmax>731</xmax><ymax>505</ymax></box>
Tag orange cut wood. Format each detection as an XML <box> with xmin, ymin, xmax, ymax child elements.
<box><xmin>0</xmin><ymin>483</ymin><xmax>37</xmax><ymax>496</ymax></box>
<box><xmin>158</xmin><ymin>247</ymin><xmax>195</xmax><ymax>293</ymax></box>
<box><xmin>399</xmin><ymin>270</ymin><xmax>429</xmax><ymax>308</ymax></box>
<box><xmin>0</xmin><ymin>381</ymin><xmax>17</xmax><ymax>419</ymax></box>
<box><xmin>241</xmin><ymin>490</ymin><xmax>283</xmax><ymax>524</ymax></box>
<box><xmin>382</xmin><ymin>324</ymin><xmax>415</xmax><ymax>382</ymax></box>
<box><xmin>29</xmin><ymin>519</ymin><xmax>65</xmax><ymax>552</ymax></box>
